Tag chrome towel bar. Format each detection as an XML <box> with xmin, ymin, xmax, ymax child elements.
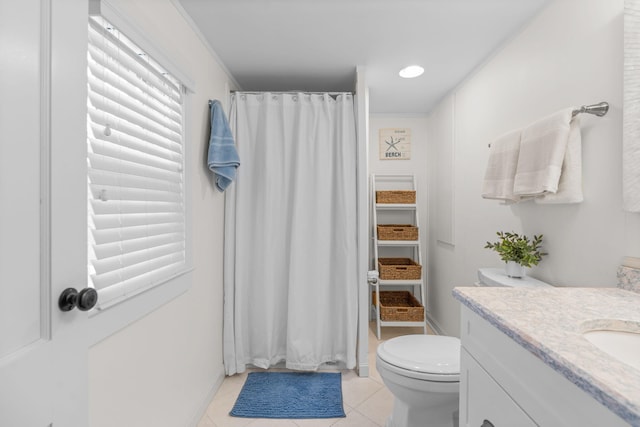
<box><xmin>488</xmin><ymin>102</ymin><xmax>609</xmax><ymax>147</ymax></box>
<box><xmin>572</xmin><ymin>101</ymin><xmax>609</xmax><ymax>117</ymax></box>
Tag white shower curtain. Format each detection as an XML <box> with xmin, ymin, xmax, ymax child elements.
<box><xmin>223</xmin><ymin>92</ymin><xmax>358</xmax><ymax>375</ymax></box>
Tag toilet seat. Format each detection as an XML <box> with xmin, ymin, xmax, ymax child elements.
<box><xmin>377</xmin><ymin>335</ymin><xmax>460</xmax><ymax>382</ymax></box>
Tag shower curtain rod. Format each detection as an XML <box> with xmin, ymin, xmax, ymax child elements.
<box><xmin>230</xmin><ymin>90</ymin><xmax>354</xmax><ymax>95</ymax></box>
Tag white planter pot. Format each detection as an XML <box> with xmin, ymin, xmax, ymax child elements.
<box><xmin>505</xmin><ymin>261</ymin><xmax>525</xmax><ymax>278</ymax></box>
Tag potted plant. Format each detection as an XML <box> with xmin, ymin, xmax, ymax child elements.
<box><xmin>484</xmin><ymin>231</ymin><xmax>547</xmax><ymax>278</ymax></box>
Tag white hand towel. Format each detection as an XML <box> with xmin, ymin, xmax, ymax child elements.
<box><xmin>513</xmin><ymin>108</ymin><xmax>574</xmax><ymax>197</ymax></box>
<box><xmin>481</xmin><ymin>129</ymin><xmax>522</xmax><ymax>204</ymax></box>
<box><xmin>535</xmin><ymin>115</ymin><xmax>583</xmax><ymax>204</ymax></box>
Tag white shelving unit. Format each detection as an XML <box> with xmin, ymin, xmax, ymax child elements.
<box><xmin>370</xmin><ymin>174</ymin><xmax>427</xmax><ymax>339</ymax></box>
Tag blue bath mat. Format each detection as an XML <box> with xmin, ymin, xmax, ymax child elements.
<box><xmin>230</xmin><ymin>372</ymin><xmax>346</xmax><ymax>419</ymax></box>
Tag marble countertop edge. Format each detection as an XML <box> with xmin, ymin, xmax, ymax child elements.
<box><xmin>452</xmin><ymin>286</ymin><xmax>640</xmax><ymax>425</ymax></box>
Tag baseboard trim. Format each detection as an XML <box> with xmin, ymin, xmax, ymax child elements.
<box><xmin>357</xmin><ymin>360</ymin><xmax>370</xmax><ymax>377</ymax></box>
<box><xmin>187</xmin><ymin>368</ymin><xmax>225</xmax><ymax>427</ymax></box>
<box><xmin>425</xmin><ymin>313</ymin><xmax>445</xmax><ymax>336</ymax></box>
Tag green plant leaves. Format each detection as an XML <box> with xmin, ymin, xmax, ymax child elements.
<box><xmin>484</xmin><ymin>231</ymin><xmax>548</xmax><ymax>268</ymax></box>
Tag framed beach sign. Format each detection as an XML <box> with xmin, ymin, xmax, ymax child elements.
<box><xmin>379</xmin><ymin>128</ymin><xmax>411</xmax><ymax>160</ymax></box>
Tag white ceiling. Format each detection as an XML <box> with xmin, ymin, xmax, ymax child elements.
<box><xmin>177</xmin><ymin>0</ymin><xmax>549</xmax><ymax>114</ymax></box>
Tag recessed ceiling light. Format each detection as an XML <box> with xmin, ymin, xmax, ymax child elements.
<box><xmin>399</xmin><ymin>65</ymin><xmax>424</xmax><ymax>79</ymax></box>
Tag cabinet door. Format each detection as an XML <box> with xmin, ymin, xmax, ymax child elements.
<box><xmin>460</xmin><ymin>349</ymin><xmax>537</xmax><ymax>427</ymax></box>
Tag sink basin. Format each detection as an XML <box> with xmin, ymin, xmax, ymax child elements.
<box><xmin>583</xmin><ymin>325</ymin><xmax>640</xmax><ymax>371</ymax></box>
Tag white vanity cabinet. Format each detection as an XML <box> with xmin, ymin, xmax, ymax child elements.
<box><xmin>461</xmin><ymin>349</ymin><xmax>536</xmax><ymax>427</ymax></box>
<box><xmin>459</xmin><ymin>306</ymin><xmax>628</xmax><ymax>427</ymax></box>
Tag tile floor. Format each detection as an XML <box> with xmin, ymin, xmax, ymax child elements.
<box><xmin>197</xmin><ymin>322</ymin><xmax>430</xmax><ymax>427</ymax></box>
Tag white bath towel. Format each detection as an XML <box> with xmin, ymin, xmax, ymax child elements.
<box><xmin>513</xmin><ymin>108</ymin><xmax>575</xmax><ymax>198</ymax></box>
<box><xmin>481</xmin><ymin>129</ymin><xmax>522</xmax><ymax>204</ymax></box>
<box><xmin>535</xmin><ymin>115</ymin><xmax>583</xmax><ymax>204</ymax></box>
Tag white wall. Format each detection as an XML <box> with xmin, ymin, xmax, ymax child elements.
<box><xmin>87</xmin><ymin>1</ymin><xmax>230</xmax><ymax>426</ymax></box>
<box><xmin>427</xmin><ymin>0</ymin><xmax>634</xmax><ymax>337</ymax></box>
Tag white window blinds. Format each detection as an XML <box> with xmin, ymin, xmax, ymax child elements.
<box><xmin>87</xmin><ymin>16</ymin><xmax>186</xmax><ymax>309</ymax></box>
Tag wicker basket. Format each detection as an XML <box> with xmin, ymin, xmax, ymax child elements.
<box><xmin>372</xmin><ymin>291</ymin><xmax>424</xmax><ymax>321</ymax></box>
<box><xmin>378</xmin><ymin>258</ymin><xmax>422</xmax><ymax>280</ymax></box>
<box><xmin>377</xmin><ymin>224</ymin><xmax>418</xmax><ymax>241</ymax></box>
<box><xmin>376</xmin><ymin>190</ymin><xmax>416</xmax><ymax>204</ymax></box>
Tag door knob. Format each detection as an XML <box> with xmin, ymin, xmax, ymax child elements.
<box><xmin>58</xmin><ymin>287</ymin><xmax>98</xmax><ymax>312</ymax></box>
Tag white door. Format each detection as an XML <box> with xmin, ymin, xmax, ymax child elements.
<box><xmin>0</xmin><ymin>0</ymin><xmax>89</xmax><ymax>426</ymax></box>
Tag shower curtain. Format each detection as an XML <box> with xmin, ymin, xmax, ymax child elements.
<box><xmin>223</xmin><ymin>92</ymin><xmax>358</xmax><ymax>375</ymax></box>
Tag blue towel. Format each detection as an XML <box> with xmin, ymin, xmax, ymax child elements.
<box><xmin>207</xmin><ymin>99</ymin><xmax>240</xmax><ymax>191</ymax></box>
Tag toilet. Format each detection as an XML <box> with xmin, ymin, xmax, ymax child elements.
<box><xmin>376</xmin><ymin>268</ymin><xmax>552</xmax><ymax>427</ymax></box>
<box><xmin>476</xmin><ymin>267</ymin><xmax>552</xmax><ymax>288</ymax></box>
<box><xmin>376</xmin><ymin>335</ymin><xmax>460</xmax><ymax>427</ymax></box>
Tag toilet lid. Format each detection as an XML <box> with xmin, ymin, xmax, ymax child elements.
<box><xmin>377</xmin><ymin>335</ymin><xmax>460</xmax><ymax>375</ymax></box>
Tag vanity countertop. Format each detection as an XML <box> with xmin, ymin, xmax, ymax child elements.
<box><xmin>453</xmin><ymin>286</ymin><xmax>640</xmax><ymax>425</ymax></box>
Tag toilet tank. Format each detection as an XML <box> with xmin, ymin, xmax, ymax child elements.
<box><xmin>476</xmin><ymin>267</ymin><xmax>552</xmax><ymax>288</ymax></box>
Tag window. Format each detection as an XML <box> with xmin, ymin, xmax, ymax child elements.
<box><xmin>87</xmin><ymin>16</ymin><xmax>187</xmax><ymax>310</ymax></box>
